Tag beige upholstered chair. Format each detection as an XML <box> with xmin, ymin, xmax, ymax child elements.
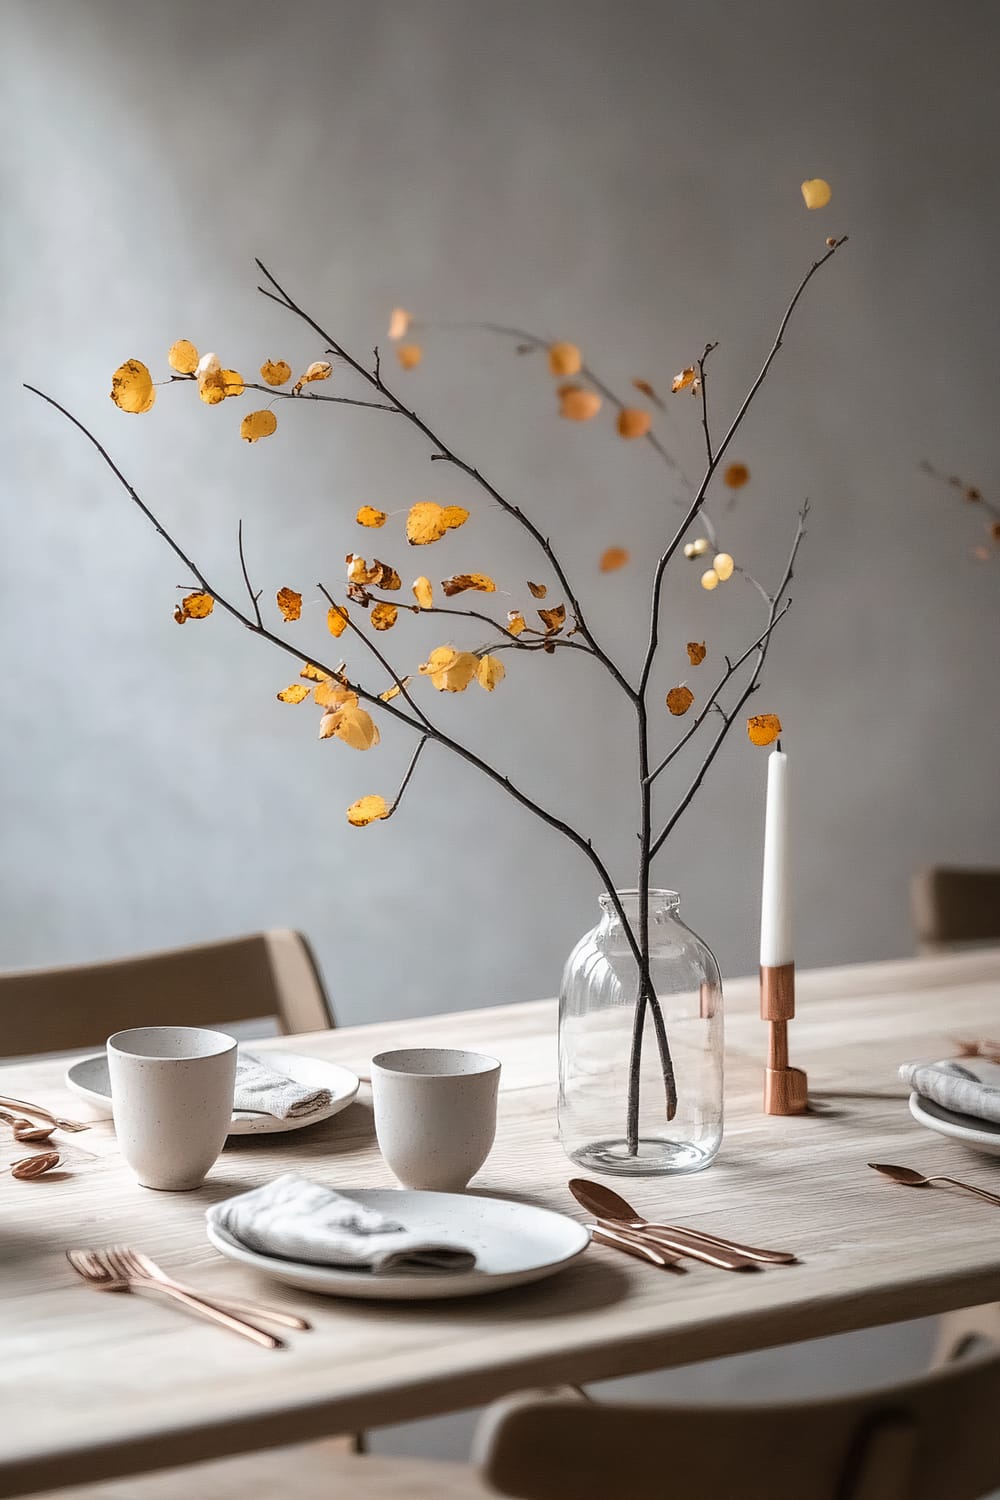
<box><xmin>0</xmin><ymin>929</ymin><xmax>333</xmax><ymax>1057</ymax></box>
<box><xmin>42</xmin><ymin>1353</ymin><xmax>1000</xmax><ymax>1499</ymax></box>
<box><xmin>911</xmin><ymin>865</ymin><xmax>1000</xmax><ymax>954</ymax></box>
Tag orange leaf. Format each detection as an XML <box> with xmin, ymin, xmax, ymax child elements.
<box><xmin>666</xmin><ymin>685</ymin><xmax>694</xmax><ymax>716</ymax></box>
<box><xmin>686</xmin><ymin>641</ymin><xmax>707</xmax><ymax>666</ymax></box>
<box><xmin>548</xmin><ymin>341</ymin><xmax>582</xmax><ymax>377</ymax></box>
<box><xmin>506</xmin><ymin>610</ymin><xmax>526</xmax><ymax>636</ymax></box>
<box><xmin>327</xmin><ymin>603</ymin><xmax>348</xmax><ymax>638</ymax></box>
<box><xmin>418</xmin><ymin>646</ymin><xmax>478</xmax><ymax>692</ymax></box>
<box><xmin>196</xmin><ymin>352</ymin><xmax>227</xmax><ymax>405</ymax></box>
<box><xmin>315</xmin><ymin>680</ymin><xmax>358</xmax><ymax>710</ymax></box>
<box><xmin>167</xmin><ymin>340</ymin><xmax>199</xmax><ymax>375</ymax></box>
<box><xmin>440</xmin><ymin>573</ymin><xmax>496</xmax><ymax>597</ymax></box>
<box><xmin>406</xmin><ymin>501</ymin><xmax>469</xmax><ymax>545</ymax></box>
<box><xmin>370</xmin><ymin>601</ymin><xmax>398</xmax><ymax>631</ymax></box>
<box><xmin>558</xmin><ymin>385</ymin><xmax>601</xmax><ymax>421</ymax></box>
<box><xmin>241</xmin><ymin>409</ymin><xmax>277</xmax><ymax>442</ymax></box>
<box><xmin>300</xmin><ymin>662</ymin><xmax>330</xmax><ymax>681</ymax></box>
<box><xmin>724</xmin><ymin>462</ymin><xmax>749</xmax><ymax>489</ymax></box>
<box><xmin>396</xmin><ymin>343</ymin><xmax>422</xmax><ymax>370</ymax></box>
<box><xmin>412</xmin><ymin>576</ymin><xmax>433</xmax><ymax>608</ymax></box>
<box><xmin>671</xmin><ymin>367</ymin><xmax>697</xmax><ymax>394</ymax></box>
<box><xmin>110</xmin><ymin>359</ymin><xmax>155</xmax><ymax>414</ymax></box>
<box><xmin>276</xmin><ymin>587</ymin><xmax>302</xmax><ymax>622</ymax></box>
<box><xmin>221</xmin><ymin>369</ymin><xmax>244</xmax><ymax>398</ymax></box>
<box><xmin>527</xmin><ymin>580</ymin><xmax>547</xmax><ymax>599</ymax></box>
<box><xmin>175</xmin><ymin>590</ymin><xmax>214</xmax><ymax>621</ymax></box>
<box><xmin>388</xmin><ymin>308</ymin><xmax>410</xmax><ymax>341</ymax></box>
<box><xmin>356</xmin><ymin>506</ymin><xmax>387</xmax><ymax>528</ymax></box>
<box><xmin>599</xmin><ymin>547</ymin><xmax>629</xmax><ymax>572</ymax></box>
<box><xmin>476</xmin><ymin>655</ymin><xmax>506</xmax><ymax>691</ymax></box>
<box><xmin>277</xmin><ymin>683</ymin><xmax>310</xmax><ymax>704</ymax></box>
<box><xmin>632</xmin><ymin>377</ymin><xmax>662</xmax><ymax>404</ymax></box>
<box><xmin>292</xmin><ymin>360</ymin><xmax>333</xmax><ymax>394</ymax></box>
<box><xmin>538</xmin><ymin>603</ymin><xmax>566</xmax><ymax>633</ymax></box>
<box><xmin>347</xmin><ymin>794</ymin><xmax>390</xmax><ymax>826</ymax></box>
<box><xmin>801</xmin><ymin>178</ymin><xmax>832</xmax><ymax>209</ymax></box>
<box><xmin>701</xmin><ymin>569</ymin><xmax>719</xmax><ymax>591</ymax></box>
<box><xmin>319</xmin><ymin>704</ymin><xmax>380</xmax><ymax>749</ymax></box>
<box><xmin>260</xmin><ymin>359</ymin><xmax>291</xmax><ymax>386</ymax></box>
<box><xmin>617</xmin><ymin>408</ymin><xmax>651</xmax><ymax>440</ymax></box>
<box><xmin>380</xmin><ymin>678</ymin><xmax>411</xmax><ymax>702</ymax></box>
<box><xmin>441</xmin><ymin>505</ymin><xmax>470</xmax><ymax>529</ymax></box>
<box><xmin>747</xmin><ymin>713</ymin><xmax>782</xmax><ymax>747</ymax></box>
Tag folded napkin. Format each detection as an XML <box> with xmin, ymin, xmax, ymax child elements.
<box><xmin>234</xmin><ymin>1052</ymin><xmax>333</xmax><ymax>1120</ymax></box>
<box><xmin>207</xmin><ymin>1174</ymin><xmax>477</xmax><ymax>1274</ymax></box>
<box><xmin>899</xmin><ymin>1056</ymin><xmax>1000</xmax><ymax>1126</ymax></box>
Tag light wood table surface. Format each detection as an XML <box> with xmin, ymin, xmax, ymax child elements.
<box><xmin>2</xmin><ymin>949</ymin><xmax>1000</xmax><ymax>1496</ymax></box>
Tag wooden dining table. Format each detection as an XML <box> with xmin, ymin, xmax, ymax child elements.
<box><xmin>2</xmin><ymin>947</ymin><xmax>999</xmax><ymax>1497</ymax></box>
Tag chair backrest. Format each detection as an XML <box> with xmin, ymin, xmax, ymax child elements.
<box><xmin>477</xmin><ymin>1351</ymin><xmax>1000</xmax><ymax>1500</ymax></box>
<box><xmin>912</xmin><ymin>866</ymin><xmax>1000</xmax><ymax>953</ymax></box>
<box><xmin>0</xmin><ymin>930</ymin><xmax>334</xmax><ymax>1058</ymax></box>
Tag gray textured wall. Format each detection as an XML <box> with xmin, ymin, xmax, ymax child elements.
<box><xmin>5</xmin><ymin>0</ymin><xmax>998</xmax><ymax>1461</ymax></box>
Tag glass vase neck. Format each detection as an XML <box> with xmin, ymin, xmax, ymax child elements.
<box><xmin>599</xmin><ymin>889</ymin><xmax>680</xmax><ymax>922</ymax></box>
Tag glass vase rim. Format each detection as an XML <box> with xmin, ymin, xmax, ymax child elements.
<box><xmin>598</xmin><ymin>888</ymin><xmax>680</xmax><ymax>914</ymax></box>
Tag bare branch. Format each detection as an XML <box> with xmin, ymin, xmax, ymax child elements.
<box><xmin>696</xmin><ymin>341</ymin><xmax>718</xmax><ymax>467</ymax></box>
<box><xmin>237</xmin><ymin>519</ymin><xmax>263</xmax><ymax>628</ymax></box>
<box><xmin>386</xmin><ymin>735</ymin><xmax>428</xmax><ymax>817</ymax></box>
<box><xmin>165</xmin><ymin>373</ymin><xmax>395</xmax><ymax>413</ymax></box>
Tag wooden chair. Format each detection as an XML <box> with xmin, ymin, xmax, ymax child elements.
<box><xmin>0</xmin><ymin>930</ymin><xmax>334</xmax><ymax>1058</ymax></box>
<box><xmin>43</xmin><ymin>1352</ymin><xmax>1000</xmax><ymax>1499</ymax></box>
<box><xmin>911</xmin><ymin>866</ymin><xmax>1000</xmax><ymax>954</ymax></box>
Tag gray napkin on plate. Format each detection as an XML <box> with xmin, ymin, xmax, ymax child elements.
<box><xmin>234</xmin><ymin>1052</ymin><xmax>333</xmax><ymax>1120</ymax></box>
<box><xmin>899</xmin><ymin>1056</ymin><xmax>1000</xmax><ymax>1125</ymax></box>
<box><xmin>207</xmin><ymin>1174</ymin><xmax>477</xmax><ymax>1274</ymax></box>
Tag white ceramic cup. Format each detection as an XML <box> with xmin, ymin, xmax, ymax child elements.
<box><xmin>107</xmin><ymin>1026</ymin><xmax>237</xmax><ymax>1191</ymax></box>
<box><xmin>370</xmin><ymin>1047</ymin><xmax>501</xmax><ymax>1192</ymax></box>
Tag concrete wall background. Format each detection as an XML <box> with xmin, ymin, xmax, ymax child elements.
<box><xmin>4</xmin><ymin>0</ymin><xmax>998</xmax><ymax>1457</ymax></box>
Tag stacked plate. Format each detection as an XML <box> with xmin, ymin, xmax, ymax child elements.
<box><xmin>908</xmin><ymin>1093</ymin><xmax>1000</xmax><ymax>1158</ymax></box>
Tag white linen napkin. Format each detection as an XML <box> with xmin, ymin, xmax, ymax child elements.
<box><xmin>899</xmin><ymin>1056</ymin><xmax>1000</xmax><ymax>1125</ymax></box>
<box><xmin>207</xmin><ymin>1174</ymin><xmax>477</xmax><ymax>1274</ymax></box>
<box><xmin>234</xmin><ymin>1052</ymin><xmax>333</xmax><ymax>1120</ymax></box>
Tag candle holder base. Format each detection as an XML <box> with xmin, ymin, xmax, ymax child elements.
<box><xmin>760</xmin><ymin>963</ymin><xmax>809</xmax><ymax>1116</ymax></box>
<box><xmin>764</xmin><ymin>1065</ymin><xmax>809</xmax><ymax>1116</ymax></box>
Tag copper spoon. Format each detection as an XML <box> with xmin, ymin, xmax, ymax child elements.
<box><xmin>868</xmin><ymin>1162</ymin><xmax>1000</xmax><ymax>1207</ymax></box>
<box><xmin>0</xmin><ymin>1109</ymin><xmax>57</xmax><ymax>1144</ymax></box>
<box><xmin>569</xmin><ymin>1179</ymin><xmax>793</xmax><ymax>1265</ymax></box>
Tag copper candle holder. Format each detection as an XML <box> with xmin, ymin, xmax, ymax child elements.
<box><xmin>760</xmin><ymin>962</ymin><xmax>808</xmax><ymax>1115</ymax></box>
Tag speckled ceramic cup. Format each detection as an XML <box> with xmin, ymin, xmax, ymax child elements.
<box><xmin>371</xmin><ymin>1047</ymin><xmax>501</xmax><ymax>1191</ymax></box>
<box><xmin>107</xmin><ymin>1026</ymin><xmax>237</xmax><ymax>1191</ymax></box>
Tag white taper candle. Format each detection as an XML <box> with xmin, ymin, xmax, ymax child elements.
<box><xmin>760</xmin><ymin>745</ymin><xmax>792</xmax><ymax>967</ymax></box>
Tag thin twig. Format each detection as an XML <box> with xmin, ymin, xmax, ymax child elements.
<box><xmin>387</xmin><ymin>735</ymin><xmax>428</xmax><ymax>815</ymax></box>
<box><xmin>237</xmin><ymin>519</ymin><xmax>263</xmax><ymax>628</ymax></box>
<box><xmin>316</xmin><ymin>583</ymin><xmax>434</xmax><ymax>730</ymax></box>
<box><xmin>165</xmin><ymin>373</ymin><xmax>395</xmax><ymax>413</ymax></box>
<box><xmin>697</xmin><ymin>342</ymin><xmax>718</xmax><ymax>467</ymax></box>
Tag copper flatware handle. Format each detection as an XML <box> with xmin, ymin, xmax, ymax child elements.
<box><xmin>653</xmin><ymin>1224</ymin><xmax>797</xmax><ymax>1264</ymax></box>
<box><xmin>590</xmin><ymin>1225</ymin><xmax>684</xmax><ymax>1271</ymax></box>
<box><xmin>637</xmin><ymin>1227</ymin><xmax>759</xmax><ymax>1271</ymax></box>
<box><xmin>0</xmin><ymin>1094</ymin><xmax>89</xmax><ymax>1132</ymax></box>
<box><xmin>939</xmin><ymin>1177</ymin><xmax>1000</xmax><ymax>1208</ymax></box>
<box><xmin>130</xmin><ymin>1279</ymin><xmax>283</xmax><ymax>1348</ymax></box>
<box><xmin>168</xmin><ymin>1284</ymin><xmax>310</xmax><ymax>1330</ymax></box>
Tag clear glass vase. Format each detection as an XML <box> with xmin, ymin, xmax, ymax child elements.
<box><xmin>558</xmin><ymin>889</ymin><xmax>723</xmax><ymax>1176</ymax></box>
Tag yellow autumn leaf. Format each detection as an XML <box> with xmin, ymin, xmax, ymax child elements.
<box><xmin>319</xmin><ymin>704</ymin><xmax>380</xmax><ymax>749</ymax></box>
<box><xmin>747</xmin><ymin>713</ymin><xmax>782</xmax><ymax>747</ymax></box>
<box><xmin>599</xmin><ymin>547</ymin><xmax>629</xmax><ymax>572</ymax></box>
<box><xmin>300</xmin><ymin>662</ymin><xmax>329</xmax><ymax>681</ymax></box>
<box><xmin>418</xmin><ymin>646</ymin><xmax>478</xmax><ymax>692</ymax></box>
<box><xmin>241</xmin><ymin>409</ymin><xmax>278</xmax><ymax>443</ymax></box>
<box><xmin>388</xmin><ymin>308</ymin><xmax>411</xmax><ymax>341</ymax></box>
<box><xmin>371</xmin><ymin>601</ymin><xmax>398</xmax><ymax>630</ymax></box>
<box><xmin>506</xmin><ymin>610</ymin><xmax>526</xmax><ymax>636</ymax></box>
<box><xmin>356</xmin><ymin>506</ymin><xmax>387</xmax><ymax>528</ymax></box>
<box><xmin>110</xmin><ymin>359</ymin><xmax>155</xmax><ymax>414</ymax></box>
<box><xmin>175</xmin><ymin>590</ymin><xmax>214</xmax><ymax>621</ymax></box>
<box><xmin>666</xmin><ymin>685</ymin><xmax>694</xmax><ymax>716</ymax></box>
<box><xmin>260</xmin><ymin>359</ymin><xmax>292</xmax><ymax>386</ymax></box>
<box><xmin>315</xmin><ymin>680</ymin><xmax>358</xmax><ymax>710</ymax></box>
<box><xmin>713</xmin><ymin>552</ymin><xmax>735</xmax><ymax>582</ymax></box>
<box><xmin>671</xmin><ymin>367</ymin><xmax>697</xmax><ymax>394</ymax></box>
<box><xmin>687</xmin><ymin>641</ymin><xmax>707</xmax><ymax>666</ymax></box>
<box><xmin>406</xmin><ymin>501</ymin><xmax>469</xmax><ymax>545</ymax></box>
<box><xmin>441</xmin><ymin>573</ymin><xmax>496</xmax><ymax>597</ymax></box>
<box><xmin>701</xmin><ymin>569</ymin><xmax>720</xmax><ymax>591</ymax></box>
<box><xmin>617</xmin><ymin>409</ymin><xmax>651</xmax><ymax>440</ymax></box>
<box><xmin>276</xmin><ymin>587</ymin><xmax>302</xmax><ymax>622</ymax></box>
<box><xmin>347</xmin><ymin>794</ymin><xmax>390</xmax><ymax>827</ymax></box>
<box><xmin>221</xmin><ymin>369</ymin><xmax>244</xmax><ymax>398</ymax></box>
<box><xmin>327</xmin><ymin>603</ymin><xmax>348</xmax><ymax>637</ymax></box>
<box><xmin>196</xmin><ymin>352</ymin><xmax>227</xmax><ymax>405</ymax></box>
<box><xmin>548</xmin><ymin>341</ymin><xmax>582</xmax><ymax>377</ymax></box>
<box><xmin>293</xmin><ymin>360</ymin><xmax>333</xmax><ymax>394</ymax></box>
<box><xmin>538</xmin><ymin>603</ymin><xmax>566</xmax><ymax>633</ymax></box>
<box><xmin>380</xmin><ymin>678</ymin><xmax>412</xmax><ymax>702</ymax></box>
<box><xmin>277</xmin><ymin>683</ymin><xmax>310</xmax><ymax>704</ymax></box>
<box><xmin>396</xmin><ymin>343</ymin><xmax>422</xmax><ymax>370</ymax></box>
<box><xmin>412</xmin><ymin>576</ymin><xmax>433</xmax><ymax>608</ymax></box>
<box><xmin>167</xmin><ymin>340</ymin><xmax>199</xmax><ymax>375</ymax></box>
<box><xmin>527</xmin><ymin>580</ymin><xmax>547</xmax><ymax>599</ymax></box>
<box><xmin>724</xmin><ymin>462</ymin><xmax>749</xmax><ymax>489</ymax></box>
<box><xmin>801</xmin><ymin>178</ymin><xmax>832</xmax><ymax>209</ymax></box>
<box><xmin>558</xmin><ymin>385</ymin><xmax>601</xmax><ymax>421</ymax></box>
<box><xmin>476</xmin><ymin>655</ymin><xmax>506</xmax><ymax>691</ymax></box>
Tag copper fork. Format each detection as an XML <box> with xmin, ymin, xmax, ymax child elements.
<box><xmin>0</xmin><ymin>1094</ymin><xmax>89</xmax><ymax>1132</ymax></box>
<box><xmin>108</xmin><ymin>1246</ymin><xmax>311</xmax><ymax>1330</ymax></box>
<box><xmin>66</xmin><ymin>1249</ymin><xmax>283</xmax><ymax>1349</ymax></box>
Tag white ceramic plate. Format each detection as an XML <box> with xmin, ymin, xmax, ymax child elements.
<box><xmin>909</xmin><ymin>1091</ymin><xmax>1000</xmax><ymax>1158</ymax></box>
<box><xmin>206</xmin><ymin>1188</ymin><xmax>591</xmax><ymax>1300</ymax></box>
<box><xmin>64</xmin><ymin>1051</ymin><xmax>360</xmax><ymax>1136</ymax></box>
